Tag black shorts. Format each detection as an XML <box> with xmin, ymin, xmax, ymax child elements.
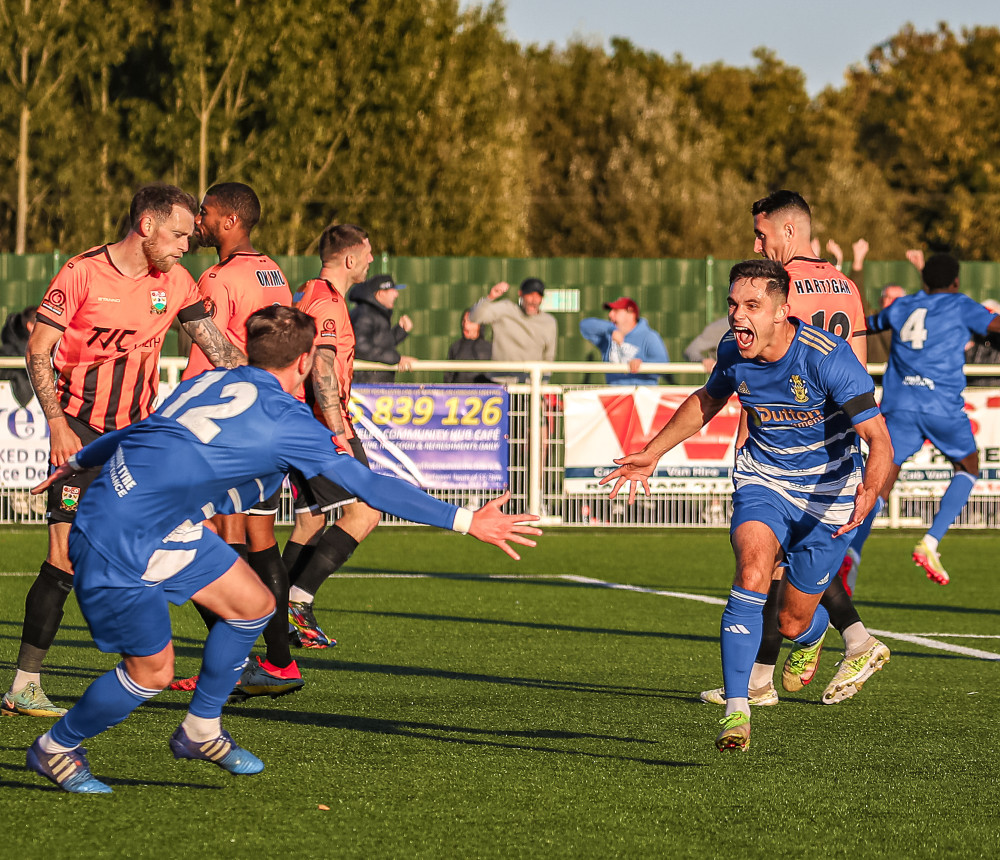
<box><xmin>46</xmin><ymin>415</ymin><xmax>104</xmax><ymax>524</ymax></box>
<box><xmin>247</xmin><ymin>484</ymin><xmax>284</xmax><ymax>517</ymax></box>
<box><xmin>289</xmin><ymin>436</ymin><xmax>369</xmax><ymax>514</ymax></box>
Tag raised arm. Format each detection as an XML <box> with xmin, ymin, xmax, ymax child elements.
<box><xmin>182</xmin><ymin>316</ymin><xmax>246</xmax><ymax>368</ymax></box>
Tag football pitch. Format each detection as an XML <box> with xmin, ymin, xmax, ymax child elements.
<box><xmin>2</xmin><ymin>525</ymin><xmax>998</xmax><ymax>859</ymax></box>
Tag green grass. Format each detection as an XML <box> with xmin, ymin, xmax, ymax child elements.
<box><xmin>2</xmin><ymin>526</ymin><xmax>998</xmax><ymax>858</ymax></box>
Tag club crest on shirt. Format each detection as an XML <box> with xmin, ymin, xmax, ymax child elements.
<box><xmin>150</xmin><ymin>290</ymin><xmax>168</xmax><ymax>315</ymax></box>
<box><xmin>789</xmin><ymin>374</ymin><xmax>809</xmax><ymax>404</ymax></box>
<box><xmin>41</xmin><ymin>288</ymin><xmax>66</xmax><ymax>317</ymax></box>
<box><xmin>60</xmin><ymin>486</ymin><xmax>81</xmax><ymax>512</ymax></box>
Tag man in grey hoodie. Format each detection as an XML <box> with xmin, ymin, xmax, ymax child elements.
<box><xmin>470</xmin><ymin>278</ymin><xmax>557</xmax><ymax>383</ymax></box>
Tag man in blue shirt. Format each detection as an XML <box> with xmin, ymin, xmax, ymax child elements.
<box><xmin>24</xmin><ymin>306</ymin><xmax>541</xmax><ymax>793</ymax></box>
<box><xmin>601</xmin><ymin>260</ymin><xmax>892</xmax><ymax>752</ymax></box>
<box><xmin>846</xmin><ymin>252</ymin><xmax>1000</xmax><ymax>585</ymax></box>
<box><xmin>579</xmin><ymin>297</ymin><xmax>670</xmax><ymax>385</ymax></box>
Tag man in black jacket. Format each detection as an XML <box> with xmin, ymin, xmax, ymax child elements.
<box><xmin>0</xmin><ymin>306</ymin><xmax>36</xmax><ymax>407</ymax></box>
<box><xmin>445</xmin><ymin>308</ymin><xmax>492</xmax><ymax>383</ymax></box>
<box><xmin>349</xmin><ymin>274</ymin><xmax>413</xmax><ymax>382</ymax></box>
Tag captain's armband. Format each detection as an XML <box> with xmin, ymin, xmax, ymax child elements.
<box><xmin>842</xmin><ymin>391</ymin><xmax>878</xmax><ymax>420</ymax></box>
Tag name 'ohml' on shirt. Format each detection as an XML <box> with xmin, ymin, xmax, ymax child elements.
<box><xmin>793</xmin><ymin>279</ymin><xmax>854</xmax><ymax>295</ymax></box>
<box><xmin>256</xmin><ymin>269</ymin><xmax>286</xmax><ymax>287</ymax></box>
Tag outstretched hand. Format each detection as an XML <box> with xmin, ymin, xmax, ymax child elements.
<box><xmin>598</xmin><ymin>451</ymin><xmax>658</xmax><ymax>503</ymax></box>
<box><xmin>468</xmin><ymin>491</ymin><xmax>542</xmax><ymax>560</ymax></box>
<box><xmin>31</xmin><ymin>462</ymin><xmax>78</xmax><ymax>496</ymax></box>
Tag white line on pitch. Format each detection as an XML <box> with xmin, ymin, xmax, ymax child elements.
<box><xmin>2</xmin><ymin>569</ymin><xmax>996</xmax><ymax>660</ymax></box>
<box><xmin>909</xmin><ymin>633</ymin><xmax>1000</xmax><ymax>639</ymax></box>
<box><xmin>562</xmin><ymin>575</ymin><xmax>1000</xmax><ymax>662</ymax></box>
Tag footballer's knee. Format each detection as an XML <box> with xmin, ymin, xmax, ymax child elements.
<box><xmin>733</xmin><ymin>564</ymin><xmax>771</xmax><ymax>595</ymax></box>
<box><xmin>254</xmin><ymin>590</ymin><xmax>277</xmax><ymax>620</ymax></box>
<box><xmin>236</xmin><ymin>576</ymin><xmax>276</xmax><ymax>620</ymax></box>
<box><xmin>291</xmin><ymin>510</ymin><xmax>325</xmax><ymax>545</ymax></box>
<box><xmin>337</xmin><ymin>502</ymin><xmax>380</xmax><ymax>541</ymax></box>
<box><xmin>776</xmin><ymin>608</ymin><xmax>811</xmax><ymax>641</ymax></box>
<box><xmin>123</xmin><ymin>648</ymin><xmax>174</xmax><ymax>691</ymax></box>
<box><xmin>954</xmin><ymin>451</ymin><xmax>979</xmax><ymax>475</ymax></box>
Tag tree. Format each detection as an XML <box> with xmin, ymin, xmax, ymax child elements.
<box><xmin>253</xmin><ymin>0</ymin><xmax>526</xmax><ymax>257</ymax></box>
<box><xmin>848</xmin><ymin>24</ymin><xmax>1000</xmax><ymax>258</ymax></box>
<box><xmin>0</xmin><ymin>0</ymin><xmax>151</xmax><ymax>253</ymax></box>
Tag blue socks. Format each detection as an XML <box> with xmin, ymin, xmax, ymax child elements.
<box><xmin>43</xmin><ymin>611</ymin><xmax>272</xmax><ymax>750</ymax></box>
<box><xmin>929</xmin><ymin>471</ymin><xmax>976</xmax><ymax>542</ymax></box>
<box><xmin>48</xmin><ymin>663</ymin><xmax>159</xmax><ymax>749</ymax></box>
<box><xmin>189</xmin><ymin>613</ymin><xmax>272</xmax><ymax>719</ymax></box>
<box><xmin>849</xmin><ymin>496</ymin><xmax>885</xmax><ymax>556</ymax></box>
<box><xmin>720</xmin><ymin>586</ymin><xmax>767</xmax><ymax>700</ymax></box>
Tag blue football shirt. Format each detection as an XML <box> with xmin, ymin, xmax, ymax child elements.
<box><xmin>705</xmin><ymin>321</ymin><xmax>880</xmax><ymax>525</ymax></box>
<box><xmin>70</xmin><ymin>366</ymin><xmax>461</xmax><ymax>583</ymax></box>
<box><xmin>869</xmin><ymin>290</ymin><xmax>996</xmax><ymax>416</ymax></box>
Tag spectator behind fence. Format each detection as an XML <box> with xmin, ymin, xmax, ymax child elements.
<box><xmin>445</xmin><ymin>308</ymin><xmax>492</xmax><ymax>384</ymax></box>
<box><xmin>684</xmin><ymin>316</ymin><xmax>730</xmax><ymax>373</ymax></box>
<box><xmin>349</xmin><ymin>274</ymin><xmax>413</xmax><ymax>383</ymax></box>
<box><xmin>470</xmin><ymin>278</ymin><xmax>557</xmax><ymax>383</ymax></box>
<box><xmin>866</xmin><ymin>284</ymin><xmax>906</xmax><ymax>367</ymax></box>
<box><xmin>579</xmin><ymin>297</ymin><xmax>670</xmax><ymax>385</ymax></box>
<box><xmin>965</xmin><ymin>298</ymin><xmax>1000</xmax><ymax>387</ymax></box>
<box><xmin>0</xmin><ymin>306</ymin><xmax>36</xmax><ymax>407</ymax></box>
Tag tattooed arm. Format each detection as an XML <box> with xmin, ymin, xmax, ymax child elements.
<box><xmin>182</xmin><ymin>316</ymin><xmax>247</xmax><ymax>368</ymax></box>
<box><xmin>312</xmin><ymin>347</ymin><xmax>354</xmax><ymax>455</ymax></box>
<box><xmin>26</xmin><ymin>322</ymin><xmax>81</xmax><ymax>466</ymax></box>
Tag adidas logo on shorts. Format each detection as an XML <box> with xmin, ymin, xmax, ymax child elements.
<box><xmin>723</xmin><ymin>624</ymin><xmax>752</xmax><ymax>635</ymax></box>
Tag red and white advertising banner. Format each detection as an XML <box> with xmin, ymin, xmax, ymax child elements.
<box><xmin>564</xmin><ymin>386</ymin><xmax>1000</xmax><ymax>495</ymax></box>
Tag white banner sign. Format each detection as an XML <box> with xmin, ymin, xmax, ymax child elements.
<box><xmin>564</xmin><ymin>386</ymin><xmax>741</xmax><ymax>493</ymax></box>
<box><xmin>0</xmin><ymin>382</ymin><xmax>50</xmax><ymax>488</ymax></box>
<box><xmin>564</xmin><ymin>385</ymin><xmax>1000</xmax><ymax>495</ymax></box>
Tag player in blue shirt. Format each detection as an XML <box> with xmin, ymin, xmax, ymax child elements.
<box><xmin>24</xmin><ymin>306</ymin><xmax>541</xmax><ymax>794</ymax></box>
<box><xmin>601</xmin><ymin>260</ymin><xmax>892</xmax><ymax>752</ymax></box>
<box><xmin>846</xmin><ymin>253</ymin><xmax>1000</xmax><ymax>585</ymax></box>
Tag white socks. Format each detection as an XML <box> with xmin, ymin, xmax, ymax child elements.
<box><xmin>288</xmin><ymin>586</ymin><xmax>313</xmax><ymax>604</ymax></box>
<box><xmin>11</xmin><ymin>670</ymin><xmax>40</xmax><ymax>694</ymax></box>
<box><xmin>181</xmin><ymin>713</ymin><xmax>222</xmax><ymax>742</ymax></box>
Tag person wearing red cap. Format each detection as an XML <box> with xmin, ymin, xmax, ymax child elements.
<box><xmin>579</xmin><ymin>297</ymin><xmax>670</xmax><ymax>385</ymax></box>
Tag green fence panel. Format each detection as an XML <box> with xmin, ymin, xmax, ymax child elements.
<box><xmin>6</xmin><ymin>252</ymin><xmax>1000</xmax><ymax>367</ymax></box>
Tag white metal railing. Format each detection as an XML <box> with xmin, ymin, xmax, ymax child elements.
<box><xmin>4</xmin><ymin>356</ymin><xmax>1000</xmax><ymax>528</ymax></box>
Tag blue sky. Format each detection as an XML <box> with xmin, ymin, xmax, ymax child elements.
<box><xmin>471</xmin><ymin>0</ymin><xmax>1000</xmax><ymax>95</ymax></box>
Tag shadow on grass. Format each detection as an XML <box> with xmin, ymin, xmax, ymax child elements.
<box><xmin>344</xmin><ymin>568</ymin><xmax>732</xmax><ymax>598</ymax></box>
<box><xmin>0</xmin><ymin>757</ymin><xmax>224</xmax><ymax>792</ymax></box>
<box><xmin>287</xmin><ymin>657</ymin><xmax>702</xmax><ymax>701</ymax></box>
<box><xmin>163</xmin><ymin>704</ymin><xmax>703</xmax><ymax>769</ymax></box>
<box><xmin>854</xmin><ymin>599</ymin><xmax>1000</xmax><ymax>617</ymax></box>
<box><xmin>333</xmin><ymin>608</ymin><xmax>717</xmax><ymax>644</ymax></box>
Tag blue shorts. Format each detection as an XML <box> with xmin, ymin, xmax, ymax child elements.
<box><xmin>884</xmin><ymin>409</ymin><xmax>976</xmax><ymax>465</ymax></box>
<box><xmin>70</xmin><ymin>525</ymin><xmax>238</xmax><ymax>656</ymax></box>
<box><xmin>730</xmin><ymin>484</ymin><xmax>851</xmax><ymax>595</ymax></box>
